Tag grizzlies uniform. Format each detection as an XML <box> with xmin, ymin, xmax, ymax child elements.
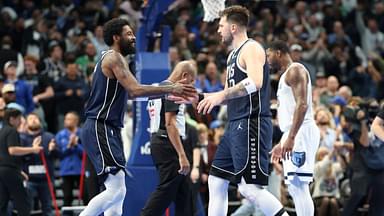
<box><xmin>277</xmin><ymin>62</ymin><xmax>320</xmax><ymax>184</ymax></box>
<box><xmin>80</xmin><ymin>50</ymin><xmax>127</xmax><ymax>177</ymax></box>
<box><xmin>210</xmin><ymin>39</ymin><xmax>272</xmax><ymax>185</ymax></box>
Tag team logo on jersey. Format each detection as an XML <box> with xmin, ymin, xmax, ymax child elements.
<box><xmin>291</xmin><ymin>151</ymin><xmax>306</xmax><ymax>168</ymax></box>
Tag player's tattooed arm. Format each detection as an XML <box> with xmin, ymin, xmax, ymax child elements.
<box><xmin>223</xmin><ymin>83</ymin><xmax>249</xmax><ymax>101</ymax></box>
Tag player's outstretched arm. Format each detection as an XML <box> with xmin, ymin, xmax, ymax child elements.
<box><xmin>102</xmin><ymin>51</ymin><xmax>196</xmax><ymax>99</ymax></box>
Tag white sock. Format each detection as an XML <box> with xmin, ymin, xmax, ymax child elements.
<box><xmin>208</xmin><ymin>175</ymin><xmax>230</xmax><ymax>216</ymax></box>
<box><xmin>238</xmin><ymin>178</ymin><xmax>288</xmax><ymax>216</ymax></box>
<box><xmin>287</xmin><ymin>177</ymin><xmax>313</xmax><ymax>216</ymax></box>
<box><xmin>80</xmin><ymin>170</ymin><xmax>126</xmax><ymax>216</ymax></box>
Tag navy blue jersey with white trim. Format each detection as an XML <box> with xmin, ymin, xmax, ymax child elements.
<box><xmin>84</xmin><ymin>51</ymin><xmax>128</xmax><ymax>128</ymax></box>
<box><xmin>226</xmin><ymin>40</ymin><xmax>271</xmax><ymax>121</ymax></box>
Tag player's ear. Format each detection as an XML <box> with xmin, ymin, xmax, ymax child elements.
<box><xmin>113</xmin><ymin>35</ymin><xmax>120</xmax><ymax>43</ymax></box>
<box><xmin>230</xmin><ymin>23</ymin><xmax>236</xmax><ymax>32</ymax></box>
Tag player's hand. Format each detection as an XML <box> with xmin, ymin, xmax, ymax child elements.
<box><xmin>270</xmin><ymin>144</ymin><xmax>282</xmax><ymax>163</ymax></box>
<box><xmin>167</xmin><ymin>94</ymin><xmax>198</xmax><ymax>104</ymax></box>
<box><xmin>197</xmin><ymin>91</ymin><xmax>225</xmax><ymax>114</ymax></box>
<box><xmin>171</xmin><ymin>79</ymin><xmax>197</xmax><ymax>98</ymax></box>
<box><xmin>281</xmin><ymin>137</ymin><xmax>294</xmax><ymax>160</ymax></box>
<box><xmin>178</xmin><ymin>155</ymin><xmax>191</xmax><ymax>176</ymax></box>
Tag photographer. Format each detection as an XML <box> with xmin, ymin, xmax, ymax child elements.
<box><xmin>371</xmin><ymin>105</ymin><xmax>384</xmax><ymax>142</ymax></box>
<box><xmin>342</xmin><ymin>105</ymin><xmax>384</xmax><ymax>216</ymax></box>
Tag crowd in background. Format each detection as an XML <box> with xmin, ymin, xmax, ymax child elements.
<box><xmin>1</xmin><ymin>0</ymin><xmax>384</xmax><ymax>215</ymax></box>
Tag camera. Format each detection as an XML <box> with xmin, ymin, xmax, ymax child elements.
<box><xmin>343</xmin><ymin>101</ymin><xmax>379</xmax><ymax>127</ymax></box>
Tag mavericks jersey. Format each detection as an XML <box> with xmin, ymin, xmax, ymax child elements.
<box><xmin>277</xmin><ymin>63</ymin><xmax>314</xmax><ymax>132</ymax></box>
<box><xmin>226</xmin><ymin>39</ymin><xmax>271</xmax><ymax>121</ymax></box>
<box><xmin>84</xmin><ymin>50</ymin><xmax>128</xmax><ymax>128</ymax></box>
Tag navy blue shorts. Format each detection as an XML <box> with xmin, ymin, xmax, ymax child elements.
<box><xmin>210</xmin><ymin>117</ymin><xmax>272</xmax><ymax>185</ymax></box>
<box><xmin>80</xmin><ymin>119</ymin><xmax>126</xmax><ymax>177</ymax></box>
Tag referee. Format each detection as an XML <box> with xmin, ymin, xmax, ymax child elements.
<box><xmin>0</xmin><ymin>108</ymin><xmax>42</xmax><ymax>216</ymax></box>
<box><xmin>141</xmin><ymin>61</ymin><xmax>197</xmax><ymax>216</ymax></box>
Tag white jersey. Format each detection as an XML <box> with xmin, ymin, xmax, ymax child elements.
<box><xmin>277</xmin><ymin>63</ymin><xmax>315</xmax><ymax>132</ymax></box>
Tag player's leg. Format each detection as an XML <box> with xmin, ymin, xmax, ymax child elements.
<box><xmin>208</xmin><ymin>129</ymin><xmax>233</xmax><ymax>216</ymax></box>
<box><xmin>80</xmin><ymin>170</ymin><xmax>126</xmax><ymax>216</ymax></box>
<box><xmin>208</xmin><ymin>175</ymin><xmax>230</xmax><ymax>216</ymax></box>
<box><xmin>237</xmin><ymin>117</ymin><xmax>288</xmax><ymax>215</ymax></box>
<box><xmin>237</xmin><ymin>179</ymin><xmax>288</xmax><ymax>216</ymax></box>
<box><xmin>287</xmin><ymin>176</ymin><xmax>313</xmax><ymax>216</ymax></box>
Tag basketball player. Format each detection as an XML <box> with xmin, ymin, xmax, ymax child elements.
<box><xmin>141</xmin><ymin>61</ymin><xmax>196</xmax><ymax>216</ymax></box>
<box><xmin>196</xmin><ymin>6</ymin><xmax>288</xmax><ymax>216</ymax></box>
<box><xmin>268</xmin><ymin>41</ymin><xmax>320</xmax><ymax>216</ymax></box>
<box><xmin>79</xmin><ymin>18</ymin><xmax>196</xmax><ymax>216</ymax></box>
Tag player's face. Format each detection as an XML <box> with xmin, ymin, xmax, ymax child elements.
<box><xmin>119</xmin><ymin>25</ymin><xmax>136</xmax><ymax>56</ymax></box>
<box><xmin>266</xmin><ymin>49</ymin><xmax>281</xmax><ymax>71</ymax></box>
<box><xmin>218</xmin><ymin>16</ymin><xmax>233</xmax><ymax>46</ymax></box>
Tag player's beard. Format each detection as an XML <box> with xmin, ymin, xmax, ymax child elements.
<box><xmin>269</xmin><ymin>60</ymin><xmax>281</xmax><ymax>72</ymax></box>
<box><xmin>222</xmin><ymin>33</ymin><xmax>233</xmax><ymax>46</ymax></box>
<box><xmin>119</xmin><ymin>38</ymin><xmax>136</xmax><ymax>56</ymax></box>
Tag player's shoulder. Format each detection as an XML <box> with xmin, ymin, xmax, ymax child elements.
<box><xmin>242</xmin><ymin>40</ymin><xmax>265</xmax><ymax>59</ymax></box>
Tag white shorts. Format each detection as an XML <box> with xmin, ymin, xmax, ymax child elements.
<box><xmin>281</xmin><ymin>121</ymin><xmax>320</xmax><ymax>184</ymax></box>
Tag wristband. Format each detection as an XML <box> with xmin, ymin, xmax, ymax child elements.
<box><xmin>240</xmin><ymin>77</ymin><xmax>257</xmax><ymax>94</ymax></box>
<box><xmin>198</xmin><ymin>93</ymin><xmax>204</xmax><ymax>102</ymax></box>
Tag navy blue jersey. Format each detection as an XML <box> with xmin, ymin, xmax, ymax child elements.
<box><xmin>226</xmin><ymin>40</ymin><xmax>271</xmax><ymax>121</ymax></box>
<box><xmin>84</xmin><ymin>50</ymin><xmax>128</xmax><ymax>128</ymax></box>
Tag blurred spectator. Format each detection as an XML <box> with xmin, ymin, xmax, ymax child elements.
<box><xmin>21</xmin><ymin>19</ymin><xmax>49</xmax><ymax>60</ymax></box>
<box><xmin>313</xmin><ymin>147</ymin><xmax>344</xmax><ymax>216</ymax></box>
<box><xmin>1</xmin><ymin>83</ymin><xmax>17</xmax><ymax>105</ymax></box>
<box><xmin>290</xmin><ymin>44</ymin><xmax>317</xmax><ymax>82</ymax></box>
<box><xmin>20</xmin><ymin>113</ymin><xmax>57</xmax><ymax>216</ymax></box>
<box><xmin>54</xmin><ymin>63</ymin><xmax>88</xmax><ymax>130</ymax></box>
<box><xmin>0</xmin><ymin>108</ymin><xmax>42</xmax><ymax>216</ymax></box>
<box><xmin>315</xmin><ymin>108</ymin><xmax>337</xmax><ymax>150</ymax></box>
<box><xmin>75</xmin><ymin>41</ymin><xmax>97</xmax><ymax>82</ymax></box>
<box><xmin>319</xmin><ymin>75</ymin><xmax>339</xmax><ymax>106</ymax></box>
<box><xmin>3</xmin><ymin>61</ymin><xmax>34</xmax><ymax>114</ymax></box>
<box><xmin>40</xmin><ymin>41</ymin><xmax>66</xmax><ymax>83</ymax></box>
<box><xmin>89</xmin><ymin>25</ymin><xmax>108</xmax><ymax>61</ymax></box>
<box><xmin>20</xmin><ymin>55</ymin><xmax>55</xmax><ymax>128</ymax></box>
<box><xmin>327</xmin><ymin>21</ymin><xmax>353</xmax><ymax>47</ymax></box>
<box><xmin>337</xmin><ymin>85</ymin><xmax>353</xmax><ymax>104</ymax></box>
<box><xmin>324</xmin><ymin>44</ymin><xmax>353</xmax><ymax>84</ymax></box>
<box><xmin>0</xmin><ymin>35</ymin><xmax>24</xmax><ymax>76</ymax></box>
<box><xmin>355</xmin><ymin>4</ymin><xmax>384</xmax><ymax>56</ymax></box>
<box><xmin>56</xmin><ymin>111</ymin><xmax>84</xmax><ymax>211</ymax></box>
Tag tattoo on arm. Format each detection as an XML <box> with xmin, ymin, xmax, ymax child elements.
<box><xmin>224</xmin><ymin>83</ymin><xmax>248</xmax><ymax>101</ymax></box>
